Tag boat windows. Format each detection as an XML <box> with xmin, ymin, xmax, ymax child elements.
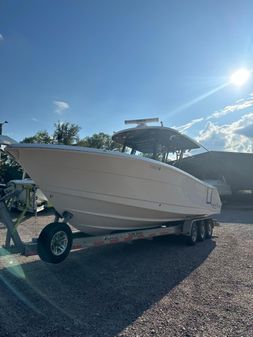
<box><xmin>113</xmin><ymin>125</ymin><xmax>200</xmax><ymax>164</ymax></box>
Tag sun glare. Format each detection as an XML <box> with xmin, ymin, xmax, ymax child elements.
<box><xmin>230</xmin><ymin>68</ymin><xmax>251</xmax><ymax>87</ymax></box>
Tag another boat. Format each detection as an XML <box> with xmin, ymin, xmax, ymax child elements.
<box><xmin>5</xmin><ymin>118</ymin><xmax>221</xmax><ymax>235</ymax></box>
<box><xmin>8</xmin><ymin>178</ymin><xmax>49</xmax><ymax>213</ymax></box>
<box><xmin>203</xmin><ymin>178</ymin><xmax>232</xmax><ymax>198</ymax></box>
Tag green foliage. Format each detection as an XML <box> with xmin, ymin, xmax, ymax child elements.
<box><xmin>0</xmin><ymin>152</ymin><xmax>23</xmax><ymax>183</ymax></box>
<box><xmin>20</xmin><ymin>122</ymin><xmax>121</xmax><ymax>150</ymax></box>
<box><xmin>53</xmin><ymin>122</ymin><xmax>81</xmax><ymax>145</ymax></box>
<box><xmin>21</xmin><ymin>130</ymin><xmax>52</xmax><ymax>144</ymax></box>
<box><xmin>21</xmin><ymin>122</ymin><xmax>81</xmax><ymax>146</ymax></box>
<box><xmin>77</xmin><ymin>132</ymin><xmax>122</xmax><ymax>151</ymax></box>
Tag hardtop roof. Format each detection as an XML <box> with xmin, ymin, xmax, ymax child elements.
<box><xmin>112</xmin><ymin>126</ymin><xmax>200</xmax><ymax>153</ymax></box>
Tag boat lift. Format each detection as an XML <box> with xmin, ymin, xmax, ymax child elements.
<box><xmin>0</xmin><ymin>181</ymin><xmax>217</xmax><ymax>264</ymax></box>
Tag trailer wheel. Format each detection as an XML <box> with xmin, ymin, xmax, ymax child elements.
<box><xmin>186</xmin><ymin>222</ymin><xmax>198</xmax><ymax>245</ymax></box>
<box><xmin>198</xmin><ymin>221</ymin><xmax>206</xmax><ymax>241</ymax></box>
<box><xmin>37</xmin><ymin>222</ymin><xmax>72</xmax><ymax>264</ymax></box>
<box><xmin>205</xmin><ymin>220</ymin><xmax>213</xmax><ymax>239</ymax></box>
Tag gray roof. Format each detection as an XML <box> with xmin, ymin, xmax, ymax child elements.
<box><xmin>175</xmin><ymin>151</ymin><xmax>253</xmax><ymax>191</ymax></box>
<box><xmin>0</xmin><ymin>135</ymin><xmax>17</xmax><ymax>146</ymax></box>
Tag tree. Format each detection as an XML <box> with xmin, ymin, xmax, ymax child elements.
<box><xmin>21</xmin><ymin>130</ymin><xmax>52</xmax><ymax>144</ymax></box>
<box><xmin>53</xmin><ymin>122</ymin><xmax>81</xmax><ymax>145</ymax></box>
<box><xmin>77</xmin><ymin>132</ymin><xmax>122</xmax><ymax>151</ymax></box>
<box><xmin>0</xmin><ymin>152</ymin><xmax>23</xmax><ymax>183</ymax></box>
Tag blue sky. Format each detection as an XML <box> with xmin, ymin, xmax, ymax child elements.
<box><xmin>1</xmin><ymin>0</ymin><xmax>253</xmax><ymax>151</ymax></box>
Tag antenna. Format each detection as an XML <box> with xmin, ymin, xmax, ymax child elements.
<box><xmin>124</xmin><ymin>118</ymin><xmax>159</xmax><ymax>127</ymax></box>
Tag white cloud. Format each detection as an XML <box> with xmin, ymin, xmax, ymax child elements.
<box><xmin>236</xmin><ymin>123</ymin><xmax>253</xmax><ymax>138</ymax></box>
<box><xmin>197</xmin><ymin>113</ymin><xmax>253</xmax><ymax>152</ymax></box>
<box><xmin>208</xmin><ymin>95</ymin><xmax>253</xmax><ymax>120</ymax></box>
<box><xmin>174</xmin><ymin>117</ymin><xmax>204</xmax><ymax>133</ymax></box>
<box><xmin>172</xmin><ymin>93</ymin><xmax>253</xmax><ymax>152</ymax></box>
<box><xmin>53</xmin><ymin>100</ymin><xmax>70</xmax><ymax>114</ymax></box>
<box><xmin>0</xmin><ymin>34</ymin><xmax>4</xmax><ymax>41</ymax></box>
<box><xmin>173</xmin><ymin>93</ymin><xmax>253</xmax><ymax>136</ymax></box>
<box><xmin>32</xmin><ymin>117</ymin><xmax>38</xmax><ymax>122</ymax></box>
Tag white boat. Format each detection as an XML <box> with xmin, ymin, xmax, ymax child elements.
<box><xmin>5</xmin><ymin>118</ymin><xmax>221</xmax><ymax>235</ymax></box>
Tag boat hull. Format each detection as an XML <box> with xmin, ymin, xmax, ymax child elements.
<box><xmin>6</xmin><ymin>144</ymin><xmax>221</xmax><ymax>235</ymax></box>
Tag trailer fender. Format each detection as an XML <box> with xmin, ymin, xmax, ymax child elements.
<box><xmin>182</xmin><ymin>220</ymin><xmax>194</xmax><ymax>236</ymax></box>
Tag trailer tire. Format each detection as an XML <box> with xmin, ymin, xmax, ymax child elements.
<box><xmin>198</xmin><ymin>221</ymin><xmax>206</xmax><ymax>241</ymax></box>
<box><xmin>205</xmin><ymin>220</ymin><xmax>213</xmax><ymax>239</ymax></box>
<box><xmin>186</xmin><ymin>222</ymin><xmax>198</xmax><ymax>245</ymax></box>
<box><xmin>37</xmin><ymin>222</ymin><xmax>72</xmax><ymax>264</ymax></box>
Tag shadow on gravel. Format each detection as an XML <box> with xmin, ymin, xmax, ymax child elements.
<box><xmin>0</xmin><ymin>236</ymin><xmax>216</xmax><ymax>337</ymax></box>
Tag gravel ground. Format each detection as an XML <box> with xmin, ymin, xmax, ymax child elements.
<box><xmin>0</xmin><ymin>206</ymin><xmax>252</xmax><ymax>337</ymax></box>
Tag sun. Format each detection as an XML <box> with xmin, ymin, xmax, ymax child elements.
<box><xmin>230</xmin><ymin>68</ymin><xmax>251</xmax><ymax>87</ymax></box>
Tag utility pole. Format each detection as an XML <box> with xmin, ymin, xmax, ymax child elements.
<box><xmin>0</xmin><ymin>121</ymin><xmax>8</xmax><ymax>135</ymax></box>
<box><xmin>0</xmin><ymin>121</ymin><xmax>8</xmax><ymax>182</ymax></box>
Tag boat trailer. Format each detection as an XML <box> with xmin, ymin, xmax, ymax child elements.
<box><xmin>0</xmin><ymin>181</ymin><xmax>218</xmax><ymax>264</ymax></box>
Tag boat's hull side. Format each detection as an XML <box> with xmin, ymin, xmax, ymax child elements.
<box><xmin>6</xmin><ymin>145</ymin><xmax>221</xmax><ymax>235</ymax></box>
